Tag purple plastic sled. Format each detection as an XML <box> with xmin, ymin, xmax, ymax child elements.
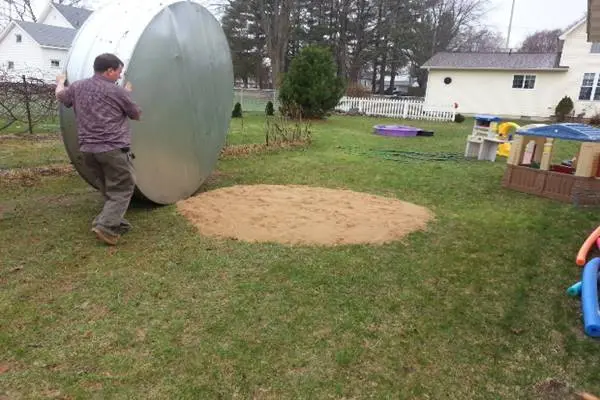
<box><xmin>373</xmin><ymin>125</ymin><xmax>420</xmax><ymax>137</ymax></box>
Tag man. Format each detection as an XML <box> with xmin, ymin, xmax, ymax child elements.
<box><xmin>55</xmin><ymin>53</ymin><xmax>142</xmax><ymax>246</ymax></box>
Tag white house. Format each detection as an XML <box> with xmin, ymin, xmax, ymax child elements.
<box><xmin>422</xmin><ymin>18</ymin><xmax>600</xmax><ymax>120</ymax></box>
<box><xmin>0</xmin><ymin>2</ymin><xmax>92</xmax><ymax>81</ymax></box>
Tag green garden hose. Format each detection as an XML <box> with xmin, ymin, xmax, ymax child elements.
<box><xmin>342</xmin><ymin>147</ymin><xmax>466</xmax><ymax>163</ymax></box>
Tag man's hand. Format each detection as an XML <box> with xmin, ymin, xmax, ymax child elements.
<box><xmin>55</xmin><ymin>74</ymin><xmax>67</xmax><ymax>101</ymax></box>
<box><xmin>124</xmin><ymin>81</ymin><xmax>133</xmax><ymax>92</ymax></box>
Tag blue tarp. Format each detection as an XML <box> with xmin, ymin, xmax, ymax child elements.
<box><xmin>516</xmin><ymin>123</ymin><xmax>600</xmax><ymax>143</ymax></box>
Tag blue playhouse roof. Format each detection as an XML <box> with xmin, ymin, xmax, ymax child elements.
<box><xmin>516</xmin><ymin>123</ymin><xmax>600</xmax><ymax>142</ymax></box>
<box><xmin>475</xmin><ymin>114</ymin><xmax>502</xmax><ymax>122</ymax></box>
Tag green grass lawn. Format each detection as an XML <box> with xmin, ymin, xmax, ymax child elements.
<box><xmin>1</xmin><ymin>114</ymin><xmax>599</xmax><ymax>399</ymax></box>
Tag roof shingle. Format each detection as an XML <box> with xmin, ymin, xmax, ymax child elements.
<box><xmin>52</xmin><ymin>2</ymin><xmax>92</xmax><ymax>29</ymax></box>
<box><xmin>16</xmin><ymin>21</ymin><xmax>76</xmax><ymax>48</ymax></box>
<box><xmin>422</xmin><ymin>52</ymin><xmax>565</xmax><ymax>70</ymax></box>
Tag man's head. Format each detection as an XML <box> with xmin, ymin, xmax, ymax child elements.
<box><xmin>94</xmin><ymin>53</ymin><xmax>124</xmax><ymax>82</ymax></box>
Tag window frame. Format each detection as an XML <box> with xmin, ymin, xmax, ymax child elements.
<box><xmin>512</xmin><ymin>74</ymin><xmax>536</xmax><ymax>90</ymax></box>
<box><xmin>579</xmin><ymin>72</ymin><xmax>600</xmax><ymax>101</ymax></box>
<box><xmin>50</xmin><ymin>59</ymin><xmax>60</xmax><ymax>68</ymax></box>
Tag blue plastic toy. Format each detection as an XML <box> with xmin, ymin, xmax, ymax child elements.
<box><xmin>581</xmin><ymin>258</ymin><xmax>600</xmax><ymax>337</ymax></box>
<box><xmin>567</xmin><ymin>281</ymin><xmax>583</xmax><ymax>297</ymax></box>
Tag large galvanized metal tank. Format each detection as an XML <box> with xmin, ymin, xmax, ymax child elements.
<box><xmin>59</xmin><ymin>0</ymin><xmax>233</xmax><ymax>205</ymax></box>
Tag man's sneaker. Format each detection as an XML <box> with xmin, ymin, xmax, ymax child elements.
<box><xmin>92</xmin><ymin>226</ymin><xmax>120</xmax><ymax>246</ymax></box>
<box><xmin>92</xmin><ymin>219</ymin><xmax>132</xmax><ymax>234</ymax></box>
<box><xmin>118</xmin><ymin>220</ymin><xmax>133</xmax><ymax>234</ymax></box>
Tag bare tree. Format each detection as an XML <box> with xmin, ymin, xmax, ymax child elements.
<box><xmin>452</xmin><ymin>26</ymin><xmax>505</xmax><ymax>52</ymax></box>
<box><xmin>0</xmin><ymin>67</ymin><xmax>57</xmax><ymax>134</ymax></box>
<box><xmin>0</xmin><ymin>0</ymin><xmax>84</xmax><ymax>28</ymax></box>
<box><xmin>519</xmin><ymin>29</ymin><xmax>562</xmax><ymax>53</ymax></box>
<box><xmin>255</xmin><ymin>0</ymin><xmax>296</xmax><ymax>88</ymax></box>
<box><xmin>406</xmin><ymin>0</ymin><xmax>489</xmax><ymax>88</ymax></box>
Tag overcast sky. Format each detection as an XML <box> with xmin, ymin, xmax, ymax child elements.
<box><xmin>33</xmin><ymin>0</ymin><xmax>587</xmax><ymax>49</ymax></box>
<box><xmin>486</xmin><ymin>0</ymin><xmax>587</xmax><ymax>47</ymax></box>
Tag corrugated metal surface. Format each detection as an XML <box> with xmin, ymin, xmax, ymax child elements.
<box><xmin>59</xmin><ymin>0</ymin><xmax>233</xmax><ymax>204</ymax></box>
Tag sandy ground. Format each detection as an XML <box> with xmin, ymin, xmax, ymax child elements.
<box><xmin>176</xmin><ymin>185</ymin><xmax>434</xmax><ymax>246</ymax></box>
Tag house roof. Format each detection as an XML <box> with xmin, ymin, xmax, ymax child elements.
<box><xmin>52</xmin><ymin>2</ymin><xmax>92</xmax><ymax>29</ymax></box>
<box><xmin>561</xmin><ymin>18</ymin><xmax>586</xmax><ymax>40</ymax></box>
<box><xmin>516</xmin><ymin>123</ymin><xmax>600</xmax><ymax>142</ymax></box>
<box><xmin>421</xmin><ymin>52</ymin><xmax>567</xmax><ymax>71</ymax></box>
<box><xmin>15</xmin><ymin>21</ymin><xmax>76</xmax><ymax>48</ymax></box>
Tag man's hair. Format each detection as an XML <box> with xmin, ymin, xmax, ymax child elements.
<box><xmin>93</xmin><ymin>53</ymin><xmax>124</xmax><ymax>73</ymax></box>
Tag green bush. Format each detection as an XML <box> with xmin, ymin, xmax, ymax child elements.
<box><xmin>232</xmin><ymin>102</ymin><xmax>242</xmax><ymax>118</ymax></box>
<box><xmin>454</xmin><ymin>113</ymin><xmax>465</xmax><ymax>123</ymax></box>
<box><xmin>265</xmin><ymin>101</ymin><xmax>274</xmax><ymax>116</ymax></box>
<box><xmin>555</xmin><ymin>96</ymin><xmax>574</xmax><ymax>122</ymax></box>
<box><xmin>279</xmin><ymin>46</ymin><xmax>346</xmax><ymax>119</ymax></box>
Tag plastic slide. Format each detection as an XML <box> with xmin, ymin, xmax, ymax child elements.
<box><xmin>581</xmin><ymin>258</ymin><xmax>600</xmax><ymax>337</ymax></box>
<box><xmin>576</xmin><ymin>226</ymin><xmax>600</xmax><ymax>266</ymax></box>
<box><xmin>495</xmin><ymin>122</ymin><xmax>520</xmax><ymax>157</ymax></box>
<box><xmin>497</xmin><ymin>142</ymin><xmax>511</xmax><ymax>158</ymax></box>
<box><xmin>498</xmin><ymin>122</ymin><xmax>520</xmax><ymax>138</ymax></box>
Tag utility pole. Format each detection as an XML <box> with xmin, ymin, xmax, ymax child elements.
<box><xmin>506</xmin><ymin>0</ymin><xmax>516</xmax><ymax>50</ymax></box>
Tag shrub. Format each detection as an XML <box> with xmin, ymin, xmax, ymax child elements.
<box><xmin>346</xmin><ymin>83</ymin><xmax>372</xmax><ymax>98</ymax></box>
<box><xmin>279</xmin><ymin>46</ymin><xmax>346</xmax><ymax>119</ymax></box>
<box><xmin>232</xmin><ymin>102</ymin><xmax>242</xmax><ymax>118</ymax></box>
<box><xmin>590</xmin><ymin>112</ymin><xmax>600</xmax><ymax>126</ymax></box>
<box><xmin>454</xmin><ymin>113</ymin><xmax>465</xmax><ymax>123</ymax></box>
<box><xmin>555</xmin><ymin>96</ymin><xmax>574</xmax><ymax>122</ymax></box>
<box><xmin>265</xmin><ymin>101</ymin><xmax>274</xmax><ymax>116</ymax></box>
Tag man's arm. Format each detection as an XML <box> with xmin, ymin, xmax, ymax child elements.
<box><xmin>55</xmin><ymin>75</ymin><xmax>73</xmax><ymax>107</ymax></box>
<box><xmin>119</xmin><ymin>82</ymin><xmax>142</xmax><ymax>121</ymax></box>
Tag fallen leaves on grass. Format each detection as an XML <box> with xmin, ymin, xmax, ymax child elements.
<box><xmin>220</xmin><ymin>141</ymin><xmax>310</xmax><ymax>158</ymax></box>
<box><xmin>0</xmin><ymin>164</ymin><xmax>74</xmax><ymax>186</ymax></box>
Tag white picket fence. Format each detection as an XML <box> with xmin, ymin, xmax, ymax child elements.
<box><xmin>336</xmin><ymin>96</ymin><xmax>456</xmax><ymax>122</ymax></box>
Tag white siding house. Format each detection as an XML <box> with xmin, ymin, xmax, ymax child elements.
<box><xmin>0</xmin><ymin>2</ymin><xmax>92</xmax><ymax>82</ymax></box>
<box><xmin>422</xmin><ymin>18</ymin><xmax>600</xmax><ymax>120</ymax></box>
<box><xmin>560</xmin><ymin>20</ymin><xmax>600</xmax><ymax>117</ymax></box>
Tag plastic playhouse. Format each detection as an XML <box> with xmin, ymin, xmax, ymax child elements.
<box><xmin>502</xmin><ymin>123</ymin><xmax>600</xmax><ymax>206</ymax></box>
<box><xmin>464</xmin><ymin>115</ymin><xmax>521</xmax><ymax>162</ymax></box>
<box><xmin>568</xmin><ymin>226</ymin><xmax>600</xmax><ymax>337</ymax></box>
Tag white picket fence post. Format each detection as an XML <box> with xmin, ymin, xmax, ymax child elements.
<box><xmin>336</xmin><ymin>96</ymin><xmax>455</xmax><ymax>122</ymax></box>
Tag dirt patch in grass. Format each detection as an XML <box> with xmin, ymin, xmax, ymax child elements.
<box><xmin>532</xmin><ymin>378</ymin><xmax>577</xmax><ymax>399</ymax></box>
<box><xmin>0</xmin><ymin>164</ymin><xmax>74</xmax><ymax>186</ymax></box>
<box><xmin>177</xmin><ymin>184</ymin><xmax>434</xmax><ymax>246</ymax></box>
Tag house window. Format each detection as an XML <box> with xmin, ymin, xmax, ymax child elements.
<box><xmin>15</xmin><ymin>34</ymin><xmax>21</xmax><ymax>43</ymax></box>
<box><xmin>512</xmin><ymin>74</ymin><xmax>536</xmax><ymax>89</ymax></box>
<box><xmin>579</xmin><ymin>73</ymin><xmax>597</xmax><ymax>100</ymax></box>
<box><xmin>591</xmin><ymin>43</ymin><xmax>600</xmax><ymax>53</ymax></box>
<box><xmin>50</xmin><ymin>60</ymin><xmax>60</xmax><ymax>68</ymax></box>
<box><xmin>7</xmin><ymin>61</ymin><xmax>14</xmax><ymax>69</ymax></box>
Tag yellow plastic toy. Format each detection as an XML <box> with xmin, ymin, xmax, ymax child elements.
<box><xmin>496</xmin><ymin>122</ymin><xmax>520</xmax><ymax>158</ymax></box>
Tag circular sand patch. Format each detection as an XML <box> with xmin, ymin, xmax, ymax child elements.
<box><xmin>176</xmin><ymin>185</ymin><xmax>434</xmax><ymax>246</ymax></box>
